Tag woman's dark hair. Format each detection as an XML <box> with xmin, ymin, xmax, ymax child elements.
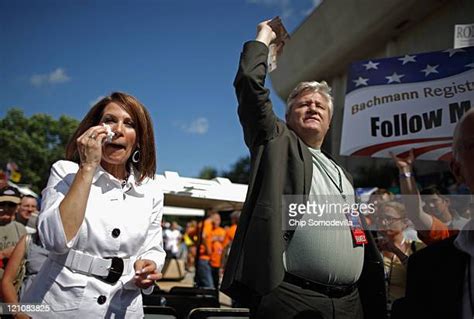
<box><xmin>65</xmin><ymin>92</ymin><xmax>156</xmax><ymax>182</ymax></box>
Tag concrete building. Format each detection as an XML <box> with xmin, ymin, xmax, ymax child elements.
<box><xmin>270</xmin><ymin>0</ymin><xmax>473</xmax><ymax>187</ymax></box>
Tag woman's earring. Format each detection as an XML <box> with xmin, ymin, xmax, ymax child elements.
<box><xmin>132</xmin><ymin>149</ymin><xmax>140</xmax><ymax>163</ymax></box>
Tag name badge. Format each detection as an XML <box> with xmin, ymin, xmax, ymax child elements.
<box><xmin>346</xmin><ymin>211</ymin><xmax>368</xmax><ymax>246</ymax></box>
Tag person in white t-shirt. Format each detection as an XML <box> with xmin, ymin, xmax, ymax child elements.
<box><xmin>164</xmin><ymin>222</ymin><xmax>182</xmax><ymax>257</ymax></box>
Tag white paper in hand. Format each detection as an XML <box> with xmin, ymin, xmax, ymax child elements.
<box><xmin>267</xmin><ymin>17</ymin><xmax>289</xmax><ymax>73</ymax></box>
<box><xmin>102</xmin><ymin>123</ymin><xmax>115</xmax><ymax>143</ymax></box>
<box><xmin>268</xmin><ymin>44</ymin><xmax>278</xmax><ymax>72</ymax></box>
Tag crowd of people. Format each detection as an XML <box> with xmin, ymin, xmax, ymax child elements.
<box><xmin>362</xmin><ymin>151</ymin><xmax>472</xmax><ymax>314</ymax></box>
<box><xmin>161</xmin><ymin>209</ymin><xmax>241</xmax><ymax>290</ymax></box>
<box><xmin>0</xmin><ymin>19</ymin><xmax>472</xmax><ymax>319</ymax></box>
<box><xmin>0</xmin><ymin>176</ymin><xmax>242</xmax><ymax>318</ymax></box>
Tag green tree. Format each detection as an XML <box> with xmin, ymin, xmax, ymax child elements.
<box><xmin>0</xmin><ymin>108</ymin><xmax>79</xmax><ymax>193</ymax></box>
<box><xmin>198</xmin><ymin>166</ymin><xmax>218</xmax><ymax>180</ymax></box>
<box><xmin>197</xmin><ymin>156</ymin><xmax>251</xmax><ymax>184</ymax></box>
<box><xmin>223</xmin><ymin>156</ymin><xmax>250</xmax><ymax>184</ymax></box>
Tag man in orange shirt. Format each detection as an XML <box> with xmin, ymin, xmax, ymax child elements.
<box><xmin>223</xmin><ymin>211</ymin><xmax>240</xmax><ymax>249</ymax></box>
<box><xmin>195</xmin><ymin>210</ymin><xmax>217</xmax><ymax>288</ymax></box>
<box><xmin>209</xmin><ymin>213</ymin><xmax>226</xmax><ymax>289</ymax></box>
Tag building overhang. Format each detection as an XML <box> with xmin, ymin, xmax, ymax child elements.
<box><xmin>157</xmin><ymin>171</ymin><xmax>247</xmax><ymax>211</ymax></box>
<box><xmin>270</xmin><ymin>0</ymin><xmax>449</xmax><ymax>100</ymax></box>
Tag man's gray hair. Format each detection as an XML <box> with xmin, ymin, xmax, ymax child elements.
<box><xmin>286</xmin><ymin>81</ymin><xmax>334</xmax><ymax>118</ymax></box>
<box><xmin>452</xmin><ymin>108</ymin><xmax>474</xmax><ymax>161</ymax></box>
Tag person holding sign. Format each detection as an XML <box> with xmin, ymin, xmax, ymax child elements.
<box><xmin>221</xmin><ymin>19</ymin><xmax>386</xmax><ymax>319</ymax></box>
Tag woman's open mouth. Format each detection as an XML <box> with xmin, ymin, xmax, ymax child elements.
<box><xmin>105</xmin><ymin>143</ymin><xmax>127</xmax><ymax>152</ymax></box>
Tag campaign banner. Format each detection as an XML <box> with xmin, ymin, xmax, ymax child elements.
<box><xmin>340</xmin><ymin>46</ymin><xmax>474</xmax><ymax>161</ymax></box>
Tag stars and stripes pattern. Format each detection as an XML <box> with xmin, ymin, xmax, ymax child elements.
<box><xmin>346</xmin><ymin>46</ymin><xmax>474</xmax><ymax>93</ymax></box>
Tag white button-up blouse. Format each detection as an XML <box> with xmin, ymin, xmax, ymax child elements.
<box><xmin>22</xmin><ymin>160</ymin><xmax>166</xmax><ymax>318</ymax></box>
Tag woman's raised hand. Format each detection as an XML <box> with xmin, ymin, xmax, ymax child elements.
<box><xmin>76</xmin><ymin>126</ymin><xmax>107</xmax><ymax>168</ymax></box>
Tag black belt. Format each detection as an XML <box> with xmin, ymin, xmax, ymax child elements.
<box><xmin>99</xmin><ymin>257</ymin><xmax>124</xmax><ymax>284</ymax></box>
<box><xmin>284</xmin><ymin>272</ymin><xmax>357</xmax><ymax>298</ymax></box>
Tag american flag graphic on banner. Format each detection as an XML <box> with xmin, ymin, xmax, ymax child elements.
<box><xmin>340</xmin><ymin>46</ymin><xmax>474</xmax><ymax>161</ymax></box>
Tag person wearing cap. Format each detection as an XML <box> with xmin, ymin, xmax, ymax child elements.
<box><xmin>0</xmin><ymin>186</ymin><xmax>27</xmax><ymax>281</ymax></box>
<box><xmin>21</xmin><ymin>92</ymin><xmax>165</xmax><ymax>318</ymax></box>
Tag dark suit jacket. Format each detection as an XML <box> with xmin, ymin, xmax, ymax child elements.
<box><xmin>221</xmin><ymin>41</ymin><xmax>387</xmax><ymax>319</ymax></box>
<box><xmin>404</xmin><ymin>235</ymin><xmax>469</xmax><ymax>319</ymax></box>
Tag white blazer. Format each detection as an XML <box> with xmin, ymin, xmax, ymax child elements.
<box><xmin>22</xmin><ymin>160</ymin><xmax>166</xmax><ymax>318</ymax></box>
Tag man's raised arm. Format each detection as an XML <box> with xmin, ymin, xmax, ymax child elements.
<box><xmin>235</xmin><ymin>20</ymin><xmax>282</xmax><ymax>149</ymax></box>
<box><xmin>391</xmin><ymin>150</ymin><xmax>433</xmax><ymax>229</ymax></box>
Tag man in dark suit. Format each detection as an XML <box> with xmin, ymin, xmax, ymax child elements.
<box><xmin>221</xmin><ymin>20</ymin><xmax>386</xmax><ymax>319</ymax></box>
<box><xmin>402</xmin><ymin>109</ymin><xmax>474</xmax><ymax>319</ymax></box>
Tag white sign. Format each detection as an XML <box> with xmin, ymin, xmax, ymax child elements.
<box><xmin>454</xmin><ymin>24</ymin><xmax>474</xmax><ymax>49</ymax></box>
<box><xmin>340</xmin><ymin>46</ymin><xmax>474</xmax><ymax>161</ymax></box>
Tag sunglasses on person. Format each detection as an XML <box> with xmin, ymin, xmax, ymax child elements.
<box><xmin>0</xmin><ymin>202</ymin><xmax>18</xmax><ymax>210</ymax></box>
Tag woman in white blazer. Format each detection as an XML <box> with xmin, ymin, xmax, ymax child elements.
<box><xmin>22</xmin><ymin>92</ymin><xmax>166</xmax><ymax>318</ymax></box>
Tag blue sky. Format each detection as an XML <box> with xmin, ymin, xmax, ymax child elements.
<box><xmin>1</xmin><ymin>0</ymin><xmax>320</xmax><ymax>178</ymax></box>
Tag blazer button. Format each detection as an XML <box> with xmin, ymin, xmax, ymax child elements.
<box><xmin>97</xmin><ymin>295</ymin><xmax>107</xmax><ymax>305</ymax></box>
<box><xmin>112</xmin><ymin>228</ymin><xmax>121</xmax><ymax>238</ymax></box>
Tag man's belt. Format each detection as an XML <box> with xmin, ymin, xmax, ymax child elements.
<box><xmin>50</xmin><ymin>250</ymin><xmax>133</xmax><ymax>284</ymax></box>
<box><xmin>284</xmin><ymin>272</ymin><xmax>357</xmax><ymax>298</ymax></box>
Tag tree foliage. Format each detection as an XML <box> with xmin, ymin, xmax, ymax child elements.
<box><xmin>222</xmin><ymin>156</ymin><xmax>250</xmax><ymax>184</ymax></box>
<box><xmin>0</xmin><ymin>108</ymin><xmax>79</xmax><ymax>193</ymax></box>
<box><xmin>198</xmin><ymin>166</ymin><xmax>218</xmax><ymax>180</ymax></box>
<box><xmin>198</xmin><ymin>156</ymin><xmax>250</xmax><ymax>185</ymax></box>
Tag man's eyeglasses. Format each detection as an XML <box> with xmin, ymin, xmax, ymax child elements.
<box><xmin>376</xmin><ymin>216</ymin><xmax>405</xmax><ymax>225</ymax></box>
